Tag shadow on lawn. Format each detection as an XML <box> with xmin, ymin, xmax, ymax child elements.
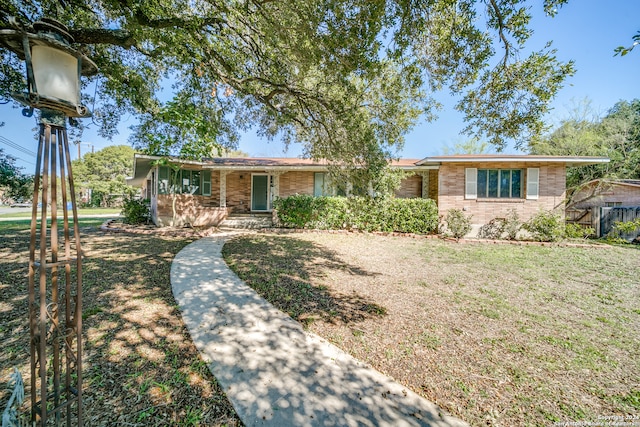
<box><xmin>222</xmin><ymin>234</ymin><xmax>387</xmax><ymax>325</ymax></box>
<box><xmin>0</xmin><ymin>223</ymin><xmax>240</xmax><ymax>426</ymax></box>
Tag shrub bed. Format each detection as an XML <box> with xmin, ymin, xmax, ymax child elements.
<box><xmin>273</xmin><ymin>195</ymin><xmax>438</xmax><ymax>234</ymax></box>
<box><xmin>120</xmin><ymin>197</ymin><xmax>151</xmax><ymax>224</ymax></box>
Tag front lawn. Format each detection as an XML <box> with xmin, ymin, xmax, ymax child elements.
<box><xmin>0</xmin><ymin>207</ymin><xmax>121</xmax><ymax>219</ymax></box>
<box><xmin>0</xmin><ymin>221</ymin><xmax>240</xmax><ymax>426</ymax></box>
<box><xmin>223</xmin><ymin>232</ymin><xmax>640</xmax><ymax>427</ymax></box>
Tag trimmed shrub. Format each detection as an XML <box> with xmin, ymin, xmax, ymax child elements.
<box><xmin>382</xmin><ymin>198</ymin><xmax>439</xmax><ymax>234</ymax></box>
<box><xmin>311</xmin><ymin>196</ymin><xmax>349</xmax><ymax>230</ymax></box>
<box><xmin>522</xmin><ymin>209</ymin><xmax>565</xmax><ymax>242</ymax></box>
<box><xmin>121</xmin><ymin>197</ymin><xmax>150</xmax><ymax>224</ymax></box>
<box><xmin>443</xmin><ymin>208</ymin><xmax>472</xmax><ymax>240</ymax></box>
<box><xmin>272</xmin><ymin>194</ymin><xmax>317</xmax><ymax>228</ymax></box>
<box><xmin>273</xmin><ymin>195</ymin><xmax>438</xmax><ymax>234</ymax></box>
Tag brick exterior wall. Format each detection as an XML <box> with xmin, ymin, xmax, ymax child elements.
<box><xmin>153</xmin><ymin>168</ymin><xmax>432</xmax><ymax>224</ymax></box>
<box><xmin>156</xmin><ymin>170</ymin><xmax>320</xmax><ymax>219</ymax></box>
<box><xmin>279</xmin><ymin>171</ymin><xmax>315</xmax><ymax>197</ymax></box>
<box><xmin>572</xmin><ymin>182</ymin><xmax>640</xmax><ymax>208</ymax></box>
<box><xmin>437</xmin><ymin>162</ymin><xmax>566</xmax><ymax>226</ymax></box>
<box><xmin>428</xmin><ymin>169</ymin><xmax>438</xmax><ymax>201</ymax></box>
<box><xmin>390</xmin><ymin>170</ymin><xmax>436</xmax><ymax>201</ymax></box>
<box><xmin>150</xmin><ymin>162</ymin><xmax>569</xmax><ymax>230</ymax></box>
<box><xmin>395</xmin><ymin>174</ymin><xmax>422</xmax><ymax>198</ymax></box>
<box><xmin>225</xmin><ymin>171</ymin><xmax>252</xmax><ymax>213</ymax></box>
<box><xmin>156</xmin><ymin>194</ymin><xmax>228</xmax><ymax>226</ymax></box>
<box><xmin>211</xmin><ymin>171</ymin><xmax>221</xmax><ymax>201</ymax></box>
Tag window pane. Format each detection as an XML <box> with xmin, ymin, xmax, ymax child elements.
<box><xmin>500</xmin><ymin>170</ymin><xmax>510</xmax><ymax>198</ymax></box>
<box><xmin>182</xmin><ymin>170</ymin><xmax>191</xmax><ymax>194</ymax></box>
<box><xmin>487</xmin><ymin>170</ymin><xmax>499</xmax><ymax>198</ymax></box>
<box><xmin>477</xmin><ymin>169</ymin><xmax>487</xmax><ymax>198</ymax></box>
<box><xmin>158</xmin><ymin>166</ymin><xmax>169</xmax><ymax>194</ymax></box>
<box><xmin>511</xmin><ymin>170</ymin><xmax>522</xmax><ymax>198</ymax></box>
<box><xmin>170</xmin><ymin>169</ymin><xmax>181</xmax><ymax>194</ymax></box>
<box><xmin>191</xmin><ymin>171</ymin><xmax>201</xmax><ymax>195</ymax></box>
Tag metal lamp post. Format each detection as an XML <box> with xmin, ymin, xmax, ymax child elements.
<box><xmin>0</xmin><ymin>17</ymin><xmax>97</xmax><ymax>426</ymax></box>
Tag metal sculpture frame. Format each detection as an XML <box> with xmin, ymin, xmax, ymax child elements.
<box><xmin>28</xmin><ymin>113</ymin><xmax>83</xmax><ymax>426</ymax></box>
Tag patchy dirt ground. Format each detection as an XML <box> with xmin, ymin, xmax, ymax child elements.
<box><xmin>4</xmin><ymin>219</ymin><xmax>638</xmax><ymax>427</ymax></box>
<box><xmin>0</xmin><ymin>220</ymin><xmax>240</xmax><ymax>426</ymax></box>
<box><xmin>223</xmin><ymin>231</ymin><xmax>640</xmax><ymax>427</ymax></box>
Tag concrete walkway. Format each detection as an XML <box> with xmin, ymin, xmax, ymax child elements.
<box><xmin>170</xmin><ymin>232</ymin><xmax>469</xmax><ymax>427</ymax></box>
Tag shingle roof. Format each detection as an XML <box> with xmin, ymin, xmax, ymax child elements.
<box><xmin>203</xmin><ymin>157</ymin><xmax>328</xmax><ymax>167</ymax></box>
<box><xmin>201</xmin><ymin>157</ymin><xmax>423</xmax><ymax>167</ymax></box>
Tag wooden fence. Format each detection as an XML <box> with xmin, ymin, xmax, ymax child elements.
<box><xmin>600</xmin><ymin>207</ymin><xmax>640</xmax><ymax>240</ymax></box>
<box><xmin>567</xmin><ymin>206</ymin><xmax>640</xmax><ymax>239</ymax></box>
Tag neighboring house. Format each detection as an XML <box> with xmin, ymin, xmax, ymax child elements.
<box><xmin>569</xmin><ymin>179</ymin><xmax>640</xmax><ymax>209</ymax></box>
<box><xmin>126</xmin><ymin>154</ymin><xmax>609</xmax><ymax>230</ymax></box>
<box><xmin>567</xmin><ymin>179</ymin><xmax>640</xmax><ymax>237</ymax></box>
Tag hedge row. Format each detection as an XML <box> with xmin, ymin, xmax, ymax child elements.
<box><xmin>273</xmin><ymin>194</ymin><xmax>438</xmax><ymax>234</ymax></box>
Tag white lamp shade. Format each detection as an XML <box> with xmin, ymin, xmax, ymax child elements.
<box><xmin>31</xmin><ymin>45</ymin><xmax>79</xmax><ymax>105</ymax></box>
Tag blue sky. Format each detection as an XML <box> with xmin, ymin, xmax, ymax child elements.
<box><xmin>1</xmin><ymin>0</ymin><xmax>639</xmax><ymax>171</ymax></box>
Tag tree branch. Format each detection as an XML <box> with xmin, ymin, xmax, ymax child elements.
<box><xmin>488</xmin><ymin>0</ymin><xmax>510</xmax><ymax>68</ymax></box>
<box><xmin>70</xmin><ymin>28</ymin><xmax>137</xmax><ymax>48</ymax></box>
<box><xmin>132</xmin><ymin>11</ymin><xmax>223</xmax><ymax>30</ymax></box>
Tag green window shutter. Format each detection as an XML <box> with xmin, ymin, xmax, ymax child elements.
<box><xmin>191</xmin><ymin>171</ymin><xmax>201</xmax><ymax>195</ymax></box>
<box><xmin>202</xmin><ymin>170</ymin><xmax>211</xmax><ymax>196</ymax></box>
<box><xmin>465</xmin><ymin>168</ymin><xmax>477</xmax><ymax>199</ymax></box>
<box><xmin>314</xmin><ymin>173</ymin><xmax>325</xmax><ymax>197</ymax></box>
<box><xmin>526</xmin><ymin>168</ymin><xmax>539</xmax><ymax>200</ymax></box>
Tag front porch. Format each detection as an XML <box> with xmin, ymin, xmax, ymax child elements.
<box><xmin>128</xmin><ymin>155</ymin><xmax>437</xmax><ymax>228</ymax></box>
<box><xmin>152</xmin><ymin>169</ymin><xmax>301</xmax><ymax>227</ymax></box>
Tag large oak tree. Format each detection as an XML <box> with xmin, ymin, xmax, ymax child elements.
<box><xmin>1</xmin><ymin>0</ymin><xmax>574</xmax><ymax>171</ymax></box>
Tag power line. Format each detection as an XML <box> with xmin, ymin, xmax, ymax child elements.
<box><xmin>0</xmin><ymin>135</ymin><xmax>37</xmax><ymax>158</ymax></box>
<box><xmin>0</xmin><ymin>135</ymin><xmax>37</xmax><ymax>157</ymax></box>
<box><xmin>7</xmin><ymin>153</ymin><xmax>35</xmax><ymax>167</ymax></box>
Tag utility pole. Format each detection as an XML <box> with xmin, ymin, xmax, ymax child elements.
<box><xmin>74</xmin><ymin>141</ymin><xmax>94</xmax><ymax>160</ymax></box>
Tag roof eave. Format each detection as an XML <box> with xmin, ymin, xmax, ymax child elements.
<box><xmin>416</xmin><ymin>156</ymin><xmax>610</xmax><ymax>166</ymax></box>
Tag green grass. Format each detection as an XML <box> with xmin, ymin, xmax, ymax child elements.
<box><xmin>0</xmin><ymin>217</ymin><xmax>107</xmax><ymax>229</ymax></box>
<box><xmin>0</xmin><ymin>207</ymin><xmax>120</xmax><ymax>219</ymax></box>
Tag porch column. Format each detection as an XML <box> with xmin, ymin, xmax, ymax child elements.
<box><xmin>419</xmin><ymin>171</ymin><xmax>430</xmax><ymax>199</ymax></box>
<box><xmin>219</xmin><ymin>170</ymin><xmax>229</xmax><ymax>208</ymax></box>
<box><xmin>266</xmin><ymin>169</ymin><xmax>286</xmax><ymax>202</ymax></box>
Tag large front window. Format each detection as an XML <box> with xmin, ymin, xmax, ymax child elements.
<box><xmin>477</xmin><ymin>169</ymin><xmax>522</xmax><ymax>198</ymax></box>
<box><xmin>158</xmin><ymin>166</ymin><xmax>211</xmax><ymax>196</ymax></box>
